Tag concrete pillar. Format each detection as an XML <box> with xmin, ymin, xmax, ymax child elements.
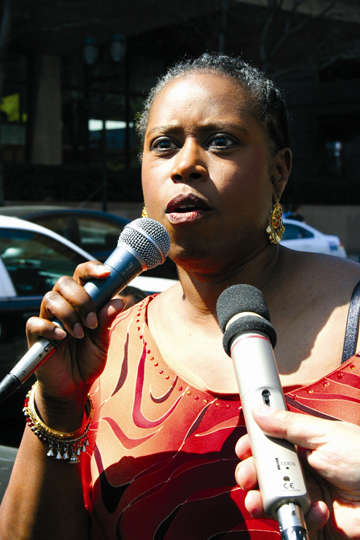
<box><xmin>30</xmin><ymin>54</ymin><xmax>61</xmax><ymax>164</ymax></box>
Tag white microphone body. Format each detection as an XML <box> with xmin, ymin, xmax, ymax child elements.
<box><xmin>230</xmin><ymin>329</ymin><xmax>310</xmax><ymax>520</ymax></box>
<box><xmin>217</xmin><ymin>285</ymin><xmax>310</xmax><ymax>540</ymax></box>
<box><xmin>0</xmin><ymin>218</ymin><xmax>170</xmax><ymax>403</ymax></box>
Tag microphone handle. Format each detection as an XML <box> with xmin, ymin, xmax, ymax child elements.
<box><xmin>0</xmin><ymin>245</ymin><xmax>143</xmax><ymax>403</ymax></box>
<box><xmin>230</xmin><ymin>332</ymin><xmax>310</xmax><ymax>539</ymax></box>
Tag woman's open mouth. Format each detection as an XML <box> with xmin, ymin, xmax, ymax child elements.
<box><xmin>166</xmin><ymin>195</ymin><xmax>211</xmax><ymax>224</ymax></box>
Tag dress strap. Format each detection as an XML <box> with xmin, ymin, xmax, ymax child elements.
<box><xmin>341</xmin><ymin>280</ymin><xmax>360</xmax><ymax>364</ymax></box>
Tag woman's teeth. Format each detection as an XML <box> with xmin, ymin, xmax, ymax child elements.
<box><xmin>176</xmin><ymin>205</ymin><xmax>196</xmax><ymax>212</ymax></box>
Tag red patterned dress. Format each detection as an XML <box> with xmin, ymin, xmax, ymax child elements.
<box><xmin>82</xmin><ymin>295</ymin><xmax>360</xmax><ymax>540</ymax></box>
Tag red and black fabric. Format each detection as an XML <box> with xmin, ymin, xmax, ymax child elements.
<box><xmin>81</xmin><ymin>292</ymin><xmax>360</xmax><ymax>540</ymax></box>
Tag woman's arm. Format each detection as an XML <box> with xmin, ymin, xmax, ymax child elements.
<box><xmin>0</xmin><ymin>262</ymin><xmax>124</xmax><ymax>540</ymax></box>
<box><xmin>0</xmin><ymin>396</ymin><xmax>90</xmax><ymax>540</ymax></box>
<box><xmin>235</xmin><ymin>404</ymin><xmax>360</xmax><ymax>539</ymax></box>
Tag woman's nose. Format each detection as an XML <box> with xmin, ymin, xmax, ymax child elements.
<box><xmin>170</xmin><ymin>140</ymin><xmax>207</xmax><ymax>183</ymax></box>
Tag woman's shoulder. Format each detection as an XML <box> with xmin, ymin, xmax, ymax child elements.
<box><xmin>269</xmin><ymin>249</ymin><xmax>360</xmax><ymax>385</ymax></box>
<box><xmin>281</xmin><ymin>247</ymin><xmax>360</xmax><ymax>291</ymax></box>
<box><xmin>268</xmin><ymin>248</ymin><xmax>360</xmax><ymax>320</ymax></box>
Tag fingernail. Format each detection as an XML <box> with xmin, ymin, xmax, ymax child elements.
<box><xmin>73</xmin><ymin>322</ymin><xmax>84</xmax><ymax>338</ymax></box>
<box><xmin>86</xmin><ymin>312</ymin><xmax>97</xmax><ymax>329</ymax></box>
<box><xmin>254</xmin><ymin>403</ymin><xmax>274</xmax><ymax>415</ymax></box>
<box><xmin>95</xmin><ymin>264</ymin><xmax>109</xmax><ymax>275</ymax></box>
<box><xmin>53</xmin><ymin>326</ymin><xmax>67</xmax><ymax>339</ymax></box>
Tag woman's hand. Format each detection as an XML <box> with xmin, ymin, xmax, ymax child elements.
<box><xmin>26</xmin><ymin>261</ymin><xmax>125</xmax><ymax>404</ymax></box>
<box><xmin>235</xmin><ymin>404</ymin><xmax>360</xmax><ymax>539</ymax></box>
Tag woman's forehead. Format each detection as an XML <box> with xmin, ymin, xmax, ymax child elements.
<box><xmin>147</xmin><ymin>71</ymin><xmax>252</xmax><ymax>125</ymax></box>
<box><xmin>155</xmin><ymin>70</ymin><xmax>247</xmax><ymax>101</ymax></box>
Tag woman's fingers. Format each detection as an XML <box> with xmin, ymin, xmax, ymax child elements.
<box><xmin>38</xmin><ymin>277</ymin><xmax>97</xmax><ymax>338</ymax></box>
<box><xmin>35</xmin><ymin>262</ymin><xmax>112</xmax><ymax>338</ymax></box>
<box><xmin>26</xmin><ymin>259</ymin><xmax>126</xmax><ymax>352</ymax></box>
<box><xmin>73</xmin><ymin>261</ymin><xmax>110</xmax><ymax>286</ymax></box>
<box><xmin>85</xmin><ymin>298</ymin><xmax>125</xmax><ymax>355</ymax></box>
<box><xmin>37</xmin><ymin>261</ymin><xmax>109</xmax><ymax>335</ymax></box>
<box><xmin>26</xmin><ymin>315</ymin><xmax>68</xmax><ymax>347</ymax></box>
<box><xmin>23</xmin><ymin>260</ymin><xmax>127</xmax><ymax>400</ymax></box>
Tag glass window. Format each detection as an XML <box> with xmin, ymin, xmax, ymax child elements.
<box><xmin>1</xmin><ymin>52</ymin><xmax>28</xmax><ymax>164</ymax></box>
<box><xmin>32</xmin><ymin>215</ymin><xmax>72</xmax><ymax>241</ymax></box>
<box><xmin>282</xmin><ymin>224</ymin><xmax>314</xmax><ymax>241</ymax></box>
<box><xmin>78</xmin><ymin>216</ymin><xmax>123</xmax><ymax>253</ymax></box>
<box><xmin>0</xmin><ymin>228</ymin><xmax>87</xmax><ymax>296</ymax></box>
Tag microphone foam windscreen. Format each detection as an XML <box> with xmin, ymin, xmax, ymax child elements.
<box><xmin>216</xmin><ymin>284</ymin><xmax>271</xmax><ymax>332</ymax></box>
<box><xmin>217</xmin><ymin>285</ymin><xmax>277</xmax><ymax>353</ymax></box>
<box><xmin>119</xmin><ymin>218</ymin><xmax>171</xmax><ymax>270</ymax></box>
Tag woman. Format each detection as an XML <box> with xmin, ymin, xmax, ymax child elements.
<box><xmin>1</xmin><ymin>53</ymin><xmax>360</xmax><ymax>539</ymax></box>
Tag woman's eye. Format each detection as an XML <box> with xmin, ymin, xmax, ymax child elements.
<box><xmin>151</xmin><ymin>137</ymin><xmax>178</xmax><ymax>151</ymax></box>
<box><xmin>208</xmin><ymin>134</ymin><xmax>237</xmax><ymax>149</ymax></box>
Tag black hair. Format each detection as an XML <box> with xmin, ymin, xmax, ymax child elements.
<box><xmin>136</xmin><ymin>52</ymin><xmax>290</xmax><ymax>155</ymax></box>
<box><xmin>121</xmin><ymin>286</ymin><xmax>147</xmax><ymax>303</ymax></box>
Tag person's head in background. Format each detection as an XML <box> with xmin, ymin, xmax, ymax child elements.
<box><xmin>117</xmin><ymin>286</ymin><xmax>148</xmax><ymax>309</ymax></box>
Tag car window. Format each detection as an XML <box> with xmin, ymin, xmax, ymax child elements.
<box><xmin>0</xmin><ymin>228</ymin><xmax>87</xmax><ymax>296</ymax></box>
<box><xmin>282</xmin><ymin>223</ymin><xmax>314</xmax><ymax>241</ymax></box>
<box><xmin>33</xmin><ymin>215</ymin><xmax>72</xmax><ymax>241</ymax></box>
<box><xmin>77</xmin><ymin>217</ymin><xmax>123</xmax><ymax>253</ymax></box>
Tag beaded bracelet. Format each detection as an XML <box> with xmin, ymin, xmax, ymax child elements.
<box><xmin>23</xmin><ymin>381</ymin><xmax>93</xmax><ymax>463</ymax></box>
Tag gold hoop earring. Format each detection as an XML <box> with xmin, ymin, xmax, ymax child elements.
<box><xmin>141</xmin><ymin>206</ymin><xmax>148</xmax><ymax>218</ymax></box>
<box><xmin>266</xmin><ymin>201</ymin><xmax>284</xmax><ymax>244</ymax></box>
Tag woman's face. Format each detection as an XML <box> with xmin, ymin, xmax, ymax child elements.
<box><xmin>141</xmin><ymin>72</ymin><xmax>289</xmax><ymax>273</ymax></box>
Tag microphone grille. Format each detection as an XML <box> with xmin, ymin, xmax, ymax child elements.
<box><xmin>119</xmin><ymin>218</ymin><xmax>171</xmax><ymax>270</ymax></box>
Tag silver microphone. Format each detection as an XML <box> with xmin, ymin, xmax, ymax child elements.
<box><xmin>217</xmin><ymin>284</ymin><xmax>310</xmax><ymax>540</ymax></box>
<box><xmin>0</xmin><ymin>218</ymin><xmax>171</xmax><ymax>403</ymax></box>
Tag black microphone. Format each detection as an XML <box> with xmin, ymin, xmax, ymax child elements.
<box><xmin>216</xmin><ymin>284</ymin><xmax>310</xmax><ymax>540</ymax></box>
<box><xmin>0</xmin><ymin>218</ymin><xmax>171</xmax><ymax>404</ymax></box>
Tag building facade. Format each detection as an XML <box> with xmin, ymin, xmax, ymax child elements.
<box><xmin>0</xmin><ymin>0</ymin><xmax>360</xmax><ymax>207</ymax></box>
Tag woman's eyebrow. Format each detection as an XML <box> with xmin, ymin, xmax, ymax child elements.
<box><xmin>196</xmin><ymin>122</ymin><xmax>250</xmax><ymax>135</ymax></box>
<box><xmin>146</xmin><ymin>124</ymin><xmax>181</xmax><ymax>136</ymax></box>
<box><xmin>146</xmin><ymin>122</ymin><xmax>250</xmax><ymax>136</ymax></box>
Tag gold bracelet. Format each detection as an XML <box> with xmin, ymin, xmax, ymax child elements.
<box><xmin>23</xmin><ymin>381</ymin><xmax>93</xmax><ymax>464</ymax></box>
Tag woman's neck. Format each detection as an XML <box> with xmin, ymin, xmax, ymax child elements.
<box><xmin>149</xmin><ymin>243</ymin><xmax>285</xmax><ymax>394</ymax></box>
<box><xmin>174</xmin><ymin>243</ymin><xmax>282</xmax><ymax>319</ymax></box>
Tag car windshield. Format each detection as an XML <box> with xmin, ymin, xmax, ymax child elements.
<box><xmin>282</xmin><ymin>223</ymin><xmax>314</xmax><ymax>241</ymax></box>
<box><xmin>77</xmin><ymin>216</ymin><xmax>121</xmax><ymax>253</ymax></box>
<box><xmin>0</xmin><ymin>228</ymin><xmax>88</xmax><ymax>296</ymax></box>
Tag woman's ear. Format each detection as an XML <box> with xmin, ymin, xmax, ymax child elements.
<box><xmin>271</xmin><ymin>148</ymin><xmax>292</xmax><ymax>201</ymax></box>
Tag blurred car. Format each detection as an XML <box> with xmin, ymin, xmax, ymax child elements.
<box><xmin>0</xmin><ymin>205</ymin><xmax>179</xmax><ymax>279</ymax></box>
<box><xmin>0</xmin><ymin>444</ymin><xmax>17</xmax><ymax>503</ymax></box>
<box><xmin>0</xmin><ymin>205</ymin><xmax>130</xmax><ymax>262</ymax></box>
<box><xmin>281</xmin><ymin>219</ymin><xmax>347</xmax><ymax>258</ymax></box>
<box><xmin>0</xmin><ymin>215</ymin><xmax>175</xmax><ymax>448</ymax></box>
